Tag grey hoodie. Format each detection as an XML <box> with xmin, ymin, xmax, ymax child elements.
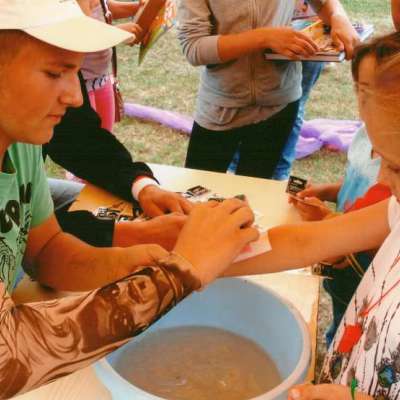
<box><xmin>177</xmin><ymin>0</ymin><xmax>326</xmax><ymax>130</ymax></box>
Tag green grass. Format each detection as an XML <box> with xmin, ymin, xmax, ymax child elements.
<box><xmin>48</xmin><ymin>0</ymin><xmax>393</xmax><ymax>182</ymax></box>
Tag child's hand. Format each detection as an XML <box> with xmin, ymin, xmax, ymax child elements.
<box><xmin>290</xmin><ymin>196</ymin><xmax>332</xmax><ymax>221</ymax></box>
<box><xmin>262</xmin><ymin>27</ymin><xmax>319</xmax><ymax>59</ymax></box>
<box><xmin>288</xmin><ymin>383</ymin><xmax>373</xmax><ymax>400</ymax></box>
<box><xmin>118</xmin><ymin>22</ymin><xmax>144</xmax><ymax>45</ymax></box>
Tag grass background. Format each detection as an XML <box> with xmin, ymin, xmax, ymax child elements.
<box><xmin>47</xmin><ymin>0</ymin><xmax>393</xmax><ymax>379</ymax></box>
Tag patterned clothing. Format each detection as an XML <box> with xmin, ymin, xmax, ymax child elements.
<box><xmin>0</xmin><ymin>143</ymin><xmax>199</xmax><ymax>399</ymax></box>
<box><xmin>81</xmin><ymin>2</ymin><xmax>113</xmax><ymax>91</ymax></box>
<box><xmin>320</xmin><ymin>196</ymin><xmax>400</xmax><ymax>399</ymax></box>
<box><xmin>0</xmin><ymin>143</ymin><xmax>53</xmax><ymax>292</ymax></box>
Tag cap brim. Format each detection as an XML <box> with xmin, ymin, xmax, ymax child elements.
<box><xmin>24</xmin><ymin>16</ymin><xmax>133</xmax><ymax>52</ymax></box>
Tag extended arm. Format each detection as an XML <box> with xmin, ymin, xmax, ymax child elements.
<box><xmin>178</xmin><ymin>0</ymin><xmax>355</xmax><ymax>64</ymax></box>
<box><xmin>392</xmin><ymin>0</ymin><xmax>400</xmax><ymax>31</ymax></box>
<box><xmin>177</xmin><ymin>0</ymin><xmax>318</xmax><ymax>64</ymax></box>
<box><xmin>226</xmin><ymin>199</ymin><xmax>390</xmax><ymax>276</ymax></box>
<box><xmin>0</xmin><ymin>260</ymin><xmax>193</xmax><ymax>400</ymax></box>
<box><xmin>24</xmin><ymin>213</ymin><xmax>172</xmax><ymax>291</ymax></box>
<box><xmin>317</xmin><ymin>0</ymin><xmax>359</xmax><ymax>59</ymax></box>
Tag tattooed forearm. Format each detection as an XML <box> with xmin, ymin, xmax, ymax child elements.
<box><xmin>0</xmin><ymin>263</ymin><xmax>195</xmax><ymax>399</ymax></box>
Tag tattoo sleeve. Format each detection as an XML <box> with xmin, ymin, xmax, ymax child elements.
<box><xmin>0</xmin><ymin>260</ymin><xmax>197</xmax><ymax>399</ymax></box>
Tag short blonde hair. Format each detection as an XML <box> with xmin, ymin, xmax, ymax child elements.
<box><xmin>352</xmin><ymin>32</ymin><xmax>400</xmax><ymax>132</ymax></box>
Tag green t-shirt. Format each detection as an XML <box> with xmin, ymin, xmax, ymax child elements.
<box><xmin>0</xmin><ymin>143</ymin><xmax>53</xmax><ymax>293</ymax></box>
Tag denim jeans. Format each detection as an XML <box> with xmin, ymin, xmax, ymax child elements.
<box><xmin>48</xmin><ymin>178</ymin><xmax>114</xmax><ymax>247</ymax></box>
<box><xmin>48</xmin><ymin>178</ymin><xmax>85</xmax><ymax>210</ymax></box>
<box><xmin>273</xmin><ymin>61</ymin><xmax>324</xmax><ymax>180</ymax></box>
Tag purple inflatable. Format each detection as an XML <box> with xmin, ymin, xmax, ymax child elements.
<box><xmin>296</xmin><ymin>119</ymin><xmax>363</xmax><ymax>159</ymax></box>
<box><xmin>123</xmin><ymin>103</ymin><xmax>363</xmax><ymax>159</ymax></box>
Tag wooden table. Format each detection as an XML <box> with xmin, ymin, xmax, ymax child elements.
<box><xmin>13</xmin><ymin>164</ymin><xmax>320</xmax><ymax>399</ymax></box>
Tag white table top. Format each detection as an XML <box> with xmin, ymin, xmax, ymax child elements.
<box><xmin>14</xmin><ymin>164</ymin><xmax>319</xmax><ymax>400</ymax></box>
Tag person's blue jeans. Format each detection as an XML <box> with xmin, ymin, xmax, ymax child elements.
<box><xmin>273</xmin><ymin>61</ymin><xmax>325</xmax><ymax>180</ymax></box>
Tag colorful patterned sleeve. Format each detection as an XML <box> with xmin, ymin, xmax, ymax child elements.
<box><xmin>0</xmin><ymin>257</ymin><xmax>199</xmax><ymax>399</ymax></box>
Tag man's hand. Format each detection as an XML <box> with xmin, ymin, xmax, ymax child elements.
<box><xmin>330</xmin><ymin>13</ymin><xmax>359</xmax><ymax>59</ymax></box>
<box><xmin>113</xmin><ymin>213</ymin><xmax>187</xmax><ymax>250</ymax></box>
<box><xmin>138</xmin><ymin>185</ymin><xmax>193</xmax><ymax>217</ymax></box>
<box><xmin>173</xmin><ymin>199</ymin><xmax>259</xmax><ymax>286</ymax></box>
<box><xmin>288</xmin><ymin>383</ymin><xmax>373</xmax><ymax>400</ymax></box>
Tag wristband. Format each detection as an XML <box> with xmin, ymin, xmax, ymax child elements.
<box><xmin>132</xmin><ymin>177</ymin><xmax>159</xmax><ymax>200</ymax></box>
<box><xmin>350</xmin><ymin>378</ymin><xmax>358</xmax><ymax>400</ymax></box>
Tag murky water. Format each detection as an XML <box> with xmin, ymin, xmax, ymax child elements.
<box><xmin>114</xmin><ymin>326</ymin><xmax>282</xmax><ymax>400</ymax></box>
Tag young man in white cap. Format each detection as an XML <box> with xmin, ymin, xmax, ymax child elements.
<box><xmin>0</xmin><ymin>1</ymin><xmax>258</xmax><ymax>397</ymax></box>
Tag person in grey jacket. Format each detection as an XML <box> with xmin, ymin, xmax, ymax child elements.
<box><xmin>178</xmin><ymin>0</ymin><xmax>358</xmax><ymax>179</ymax></box>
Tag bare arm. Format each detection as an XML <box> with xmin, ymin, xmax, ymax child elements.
<box><xmin>0</xmin><ymin>261</ymin><xmax>193</xmax><ymax>400</ymax></box>
<box><xmin>392</xmin><ymin>0</ymin><xmax>400</xmax><ymax>30</ymax></box>
<box><xmin>225</xmin><ymin>199</ymin><xmax>390</xmax><ymax>277</ymax></box>
<box><xmin>24</xmin><ymin>214</ymin><xmax>168</xmax><ymax>291</ymax></box>
<box><xmin>217</xmin><ymin>28</ymin><xmax>319</xmax><ymax>63</ymax></box>
<box><xmin>177</xmin><ymin>0</ymin><xmax>318</xmax><ymax>66</ymax></box>
<box><xmin>108</xmin><ymin>0</ymin><xmax>140</xmax><ymax>19</ymax></box>
<box><xmin>2</xmin><ymin>200</ymin><xmax>257</xmax><ymax>399</ymax></box>
<box><xmin>317</xmin><ymin>0</ymin><xmax>359</xmax><ymax>59</ymax></box>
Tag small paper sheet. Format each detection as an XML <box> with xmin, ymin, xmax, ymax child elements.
<box><xmin>234</xmin><ymin>230</ymin><xmax>271</xmax><ymax>263</ymax></box>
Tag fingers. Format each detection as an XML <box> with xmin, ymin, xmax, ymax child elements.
<box><xmin>296</xmin><ymin>32</ymin><xmax>319</xmax><ymax>52</ymax></box>
<box><xmin>331</xmin><ymin>31</ymin><xmax>345</xmax><ymax>52</ymax></box>
<box><xmin>230</xmin><ymin>204</ymin><xmax>255</xmax><ymax>229</ymax></box>
<box><xmin>293</xmin><ymin>38</ymin><xmax>319</xmax><ymax>57</ymax></box>
<box><xmin>164</xmin><ymin>198</ymin><xmax>184</xmax><ymax>214</ymax></box>
<box><xmin>238</xmin><ymin>226</ymin><xmax>260</xmax><ymax>247</ymax></box>
<box><xmin>178</xmin><ymin>197</ymin><xmax>194</xmax><ymax>215</ymax></box>
<box><xmin>143</xmin><ymin>203</ymin><xmax>164</xmax><ymax>217</ymax></box>
<box><xmin>297</xmin><ymin>188</ymin><xmax>314</xmax><ymax>199</ymax></box>
<box><xmin>218</xmin><ymin>198</ymin><xmax>250</xmax><ymax>215</ymax></box>
<box><xmin>289</xmin><ymin>383</ymin><xmax>340</xmax><ymax>400</ymax></box>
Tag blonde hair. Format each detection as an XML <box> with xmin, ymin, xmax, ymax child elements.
<box><xmin>352</xmin><ymin>32</ymin><xmax>400</xmax><ymax>134</ymax></box>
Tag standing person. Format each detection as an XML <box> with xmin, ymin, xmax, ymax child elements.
<box><xmin>79</xmin><ymin>0</ymin><xmax>142</xmax><ymax>131</ymax></box>
<box><xmin>0</xmin><ymin>1</ymin><xmax>258</xmax><ymax>398</ymax></box>
<box><xmin>227</xmin><ymin>31</ymin><xmax>400</xmax><ymax>399</ymax></box>
<box><xmin>273</xmin><ymin>1</ymin><xmax>325</xmax><ymax>181</ymax></box>
<box><xmin>178</xmin><ymin>0</ymin><xmax>358</xmax><ymax>179</ymax></box>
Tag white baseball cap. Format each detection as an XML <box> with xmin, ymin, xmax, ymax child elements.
<box><xmin>0</xmin><ymin>0</ymin><xmax>133</xmax><ymax>52</ymax></box>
